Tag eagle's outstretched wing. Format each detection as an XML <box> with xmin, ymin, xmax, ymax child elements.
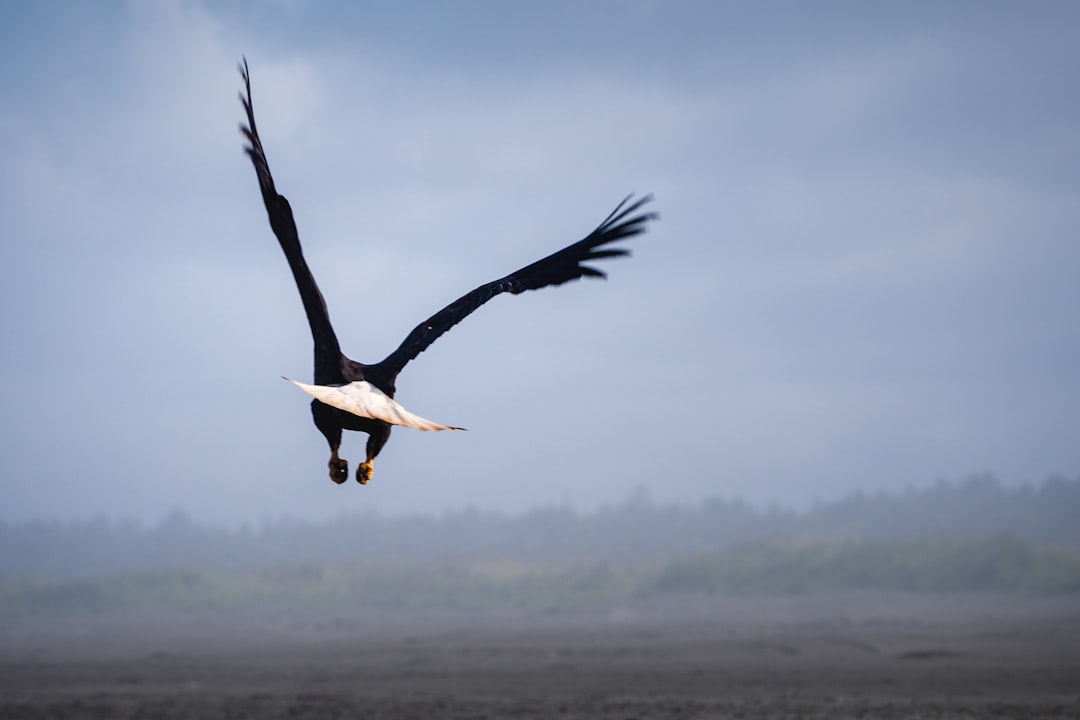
<box><xmin>239</xmin><ymin>59</ymin><xmax>343</xmax><ymax>382</ymax></box>
<box><xmin>375</xmin><ymin>194</ymin><xmax>657</xmax><ymax>378</ymax></box>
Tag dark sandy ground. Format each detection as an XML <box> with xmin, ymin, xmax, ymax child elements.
<box><xmin>3</xmin><ymin>591</ymin><xmax>1079</xmax><ymax>719</ymax></box>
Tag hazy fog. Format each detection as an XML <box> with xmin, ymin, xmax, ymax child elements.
<box><xmin>1</xmin><ymin>2</ymin><xmax>1078</xmax><ymax>525</ymax></box>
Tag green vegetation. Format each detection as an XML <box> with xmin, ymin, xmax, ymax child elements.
<box><xmin>4</xmin><ymin>535</ymin><xmax>1079</xmax><ymax>616</ymax></box>
<box><xmin>650</xmin><ymin>535</ymin><xmax>1080</xmax><ymax>595</ymax></box>
<box><xmin>0</xmin><ymin>560</ymin><xmax>637</xmax><ymax>615</ymax></box>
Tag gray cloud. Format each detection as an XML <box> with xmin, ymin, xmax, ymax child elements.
<box><xmin>1</xmin><ymin>1</ymin><xmax>1077</xmax><ymax>523</ymax></box>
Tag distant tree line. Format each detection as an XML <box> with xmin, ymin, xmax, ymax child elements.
<box><xmin>7</xmin><ymin>535</ymin><xmax>1079</xmax><ymax>616</ymax></box>
<box><xmin>1</xmin><ymin>474</ymin><xmax>1078</xmax><ymax>580</ymax></box>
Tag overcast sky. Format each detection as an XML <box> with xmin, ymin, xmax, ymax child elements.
<box><xmin>1</xmin><ymin>1</ymin><xmax>1077</xmax><ymax>524</ymax></box>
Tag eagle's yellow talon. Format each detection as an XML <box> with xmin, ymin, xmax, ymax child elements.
<box><xmin>357</xmin><ymin>461</ymin><xmax>374</xmax><ymax>485</ymax></box>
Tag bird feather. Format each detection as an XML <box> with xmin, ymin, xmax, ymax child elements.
<box><xmin>283</xmin><ymin>378</ymin><xmax>465</xmax><ymax>432</ymax></box>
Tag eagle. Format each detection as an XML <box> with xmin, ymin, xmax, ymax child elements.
<box><xmin>239</xmin><ymin>59</ymin><xmax>657</xmax><ymax>485</ymax></box>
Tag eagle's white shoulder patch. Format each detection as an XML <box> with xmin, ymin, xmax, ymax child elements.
<box><xmin>283</xmin><ymin>378</ymin><xmax>465</xmax><ymax>432</ymax></box>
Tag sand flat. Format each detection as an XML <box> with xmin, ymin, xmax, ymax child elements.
<box><xmin>3</xmin><ymin>591</ymin><xmax>1079</xmax><ymax>719</ymax></box>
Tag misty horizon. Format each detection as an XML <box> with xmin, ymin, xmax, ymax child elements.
<box><xmin>4</xmin><ymin>473</ymin><xmax>1077</xmax><ymax>579</ymax></box>
<box><xmin>2</xmin><ymin>470</ymin><xmax>1075</xmax><ymax>528</ymax></box>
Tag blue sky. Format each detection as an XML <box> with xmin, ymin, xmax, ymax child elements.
<box><xmin>1</xmin><ymin>1</ymin><xmax>1078</xmax><ymax>523</ymax></box>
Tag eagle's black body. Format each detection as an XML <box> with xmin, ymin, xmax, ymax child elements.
<box><xmin>239</xmin><ymin>59</ymin><xmax>657</xmax><ymax>484</ymax></box>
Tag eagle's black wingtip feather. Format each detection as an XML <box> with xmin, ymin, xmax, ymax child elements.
<box><xmin>586</xmin><ymin>248</ymin><xmax>631</xmax><ymax>262</ymax></box>
<box><xmin>601</xmin><ymin>194</ymin><xmax>657</xmax><ymax>232</ymax></box>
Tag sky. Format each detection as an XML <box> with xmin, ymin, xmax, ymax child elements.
<box><xmin>0</xmin><ymin>1</ymin><xmax>1077</xmax><ymax>524</ymax></box>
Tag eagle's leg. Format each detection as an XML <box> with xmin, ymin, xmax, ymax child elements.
<box><xmin>357</xmin><ymin>423</ymin><xmax>392</xmax><ymax>485</ymax></box>
<box><xmin>313</xmin><ymin>402</ymin><xmax>348</xmax><ymax>484</ymax></box>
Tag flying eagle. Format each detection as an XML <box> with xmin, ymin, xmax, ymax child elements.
<box><xmin>239</xmin><ymin>59</ymin><xmax>657</xmax><ymax>485</ymax></box>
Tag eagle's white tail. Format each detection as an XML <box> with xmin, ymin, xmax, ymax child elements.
<box><xmin>284</xmin><ymin>378</ymin><xmax>465</xmax><ymax>432</ymax></box>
